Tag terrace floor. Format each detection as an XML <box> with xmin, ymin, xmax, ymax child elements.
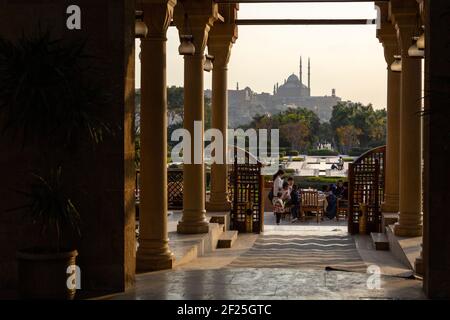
<box><xmin>106</xmin><ymin>212</ymin><xmax>425</xmax><ymax>300</ymax></box>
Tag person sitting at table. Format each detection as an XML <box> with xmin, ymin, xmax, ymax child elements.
<box><xmin>281</xmin><ymin>181</ymin><xmax>291</xmax><ymax>202</ymax></box>
<box><xmin>334</xmin><ymin>180</ymin><xmax>345</xmax><ymax>197</ymax></box>
<box><xmin>273</xmin><ymin>191</ymin><xmax>285</xmax><ymax>225</ymax></box>
<box><xmin>325</xmin><ymin>184</ymin><xmax>337</xmax><ymax>220</ymax></box>
<box><xmin>287</xmin><ymin>176</ymin><xmax>295</xmax><ymax>193</ymax></box>
<box><xmin>290</xmin><ymin>184</ymin><xmax>300</xmax><ymax>223</ymax></box>
<box><xmin>341</xmin><ymin>181</ymin><xmax>349</xmax><ymax>200</ymax></box>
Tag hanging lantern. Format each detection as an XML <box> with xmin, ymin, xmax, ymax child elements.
<box><xmin>178</xmin><ymin>35</ymin><xmax>195</xmax><ymax>55</ymax></box>
<box><xmin>178</xmin><ymin>13</ymin><xmax>195</xmax><ymax>56</ymax></box>
<box><xmin>203</xmin><ymin>54</ymin><xmax>214</xmax><ymax>72</ymax></box>
<box><xmin>408</xmin><ymin>37</ymin><xmax>424</xmax><ymax>58</ymax></box>
<box><xmin>135</xmin><ymin>11</ymin><xmax>147</xmax><ymax>38</ymax></box>
<box><xmin>391</xmin><ymin>55</ymin><xmax>402</xmax><ymax>72</ymax></box>
<box><xmin>135</xmin><ymin>21</ymin><xmax>148</xmax><ymax>39</ymax></box>
<box><xmin>417</xmin><ymin>33</ymin><xmax>425</xmax><ymax>50</ymax></box>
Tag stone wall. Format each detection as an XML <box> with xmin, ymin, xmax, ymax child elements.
<box><xmin>0</xmin><ymin>0</ymin><xmax>135</xmax><ymax>297</ymax></box>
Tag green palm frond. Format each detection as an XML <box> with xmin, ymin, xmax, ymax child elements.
<box><xmin>27</xmin><ymin>167</ymin><xmax>81</xmax><ymax>248</ymax></box>
<box><xmin>0</xmin><ymin>29</ymin><xmax>117</xmax><ymax>149</ymax></box>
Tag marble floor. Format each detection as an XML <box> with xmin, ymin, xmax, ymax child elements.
<box><xmin>105</xmin><ymin>267</ymin><xmax>424</xmax><ymax>300</ymax></box>
<box><xmin>106</xmin><ymin>215</ymin><xmax>425</xmax><ymax>300</ymax></box>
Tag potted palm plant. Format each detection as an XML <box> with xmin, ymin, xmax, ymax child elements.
<box><xmin>15</xmin><ymin>167</ymin><xmax>81</xmax><ymax>299</ymax></box>
<box><xmin>0</xmin><ymin>30</ymin><xmax>113</xmax><ymax>299</ymax></box>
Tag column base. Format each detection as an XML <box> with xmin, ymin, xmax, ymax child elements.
<box><xmin>206</xmin><ymin>200</ymin><xmax>231</xmax><ymax>212</ymax></box>
<box><xmin>177</xmin><ymin>209</ymin><xmax>209</xmax><ymax>234</ymax></box>
<box><xmin>415</xmin><ymin>257</ymin><xmax>424</xmax><ymax>276</ymax></box>
<box><xmin>393</xmin><ymin>222</ymin><xmax>423</xmax><ymax>237</ymax></box>
<box><xmin>136</xmin><ymin>240</ymin><xmax>174</xmax><ymax>273</ymax></box>
<box><xmin>177</xmin><ymin>220</ymin><xmax>209</xmax><ymax>234</ymax></box>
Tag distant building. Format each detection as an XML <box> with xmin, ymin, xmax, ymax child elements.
<box><xmin>228</xmin><ymin>56</ymin><xmax>342</xmax><ymax>127</ymax></box>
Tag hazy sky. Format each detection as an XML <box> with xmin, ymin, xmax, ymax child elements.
<box><xmin>136</xmin><ymin>2</ymin><xmax>388</xmax><ymax>109</ymax></box>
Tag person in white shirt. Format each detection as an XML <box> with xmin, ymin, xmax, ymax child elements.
<box><xmin>272</xmin><ymin>169</ymin><xmax>285</xmax><ymax>199</ymax></box>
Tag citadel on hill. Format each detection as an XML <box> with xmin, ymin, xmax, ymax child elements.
<box><xmin>223</xmin><ymin>57</ymin><xmax>342</xmax><ymax>127</ymax></box>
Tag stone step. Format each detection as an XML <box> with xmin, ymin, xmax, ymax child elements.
<box><xmin>168</xmin><ymin>223</ymin><xmax>223</xmax><ymax>267</ymax></box>
<box><xmin>217</xmin><ymin>231</ymin><xmax>238</xmax><ymax>249</ymax></box>
<box><xmin>386</xmin><ymin>225</ymin><xmax>422</xmax><ymax>272</ymax></box>
<box><xmin>210</xmin><ymin>216</ymin><xmax>225</xmax><ymax>225</ymax></box>
<box><xmin>382</xmin><ymin>212</ymin><xmax>399</xmax><ymax>232</ymax></box>
<box><xmin>207</xmin><ymin>212</ymin><xmax>230</xmax><ymax>231</ymax></box>
<box><xmin>370</xmin><ymin>232</ymin><xmax>390</xmax><ymax>251</ymax></box>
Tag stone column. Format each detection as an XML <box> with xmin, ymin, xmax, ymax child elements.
<box><xmin>206</xmin><ymin>5</ymin><xmax>238</xmax><ymax>212</ymax></box>
<box><xmin>136</xmin><ymin>0</ymin><xmax>176</xmax><ymax>272</ymax></box>
<box><xmin>419</xmin><ymin>0</ymin><xmax>450</xmax><ymax>299</ymax></box>
<box><xmin>378</xmin><ymin>22</ymin><xmax>401</xmax><ymax>213</ymax></box>
<box><xmin>391</xmin><ymin>3</ymin><xmax>423</xmax><ymax>237</ymax></box>
<box><xmin>175</xmin><ymin>0</ymin><xmax>218</xmax><ymax>234</ymax></box>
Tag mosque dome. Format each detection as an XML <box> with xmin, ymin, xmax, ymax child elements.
<box><xmin>287</xmin><ymin>73</ymin><xmax>300</xmax><ymax>83</ymax></box>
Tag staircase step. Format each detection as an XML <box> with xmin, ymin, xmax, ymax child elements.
<box><xmin>382</xmin><ymin>213</ymin><xmax>399</xmax><ymax>232</ymax></box>
<box><xmin>209</xmin><ymin>216</ymin><xmax>225</xmax><ymax>225</ymax></box>
<box><xmin>208</xmin><ymin>212</ymin><xmax>230</xmax><ymax>231</ymax></box>
<box><xmin>217</xmin><ymin>231</ymin><xmax>238</xmax><ymax>249</ymax></box>
<box><xmin>370</xmin><ymin>232</ymin><xmax>390</xmax><ymax>251</ymax></box>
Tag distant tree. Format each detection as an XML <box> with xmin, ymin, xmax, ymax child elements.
<box><xmin>317</xmin><ymin>122</ymin><xmax>334</xmax><ymax>146</ymax></box>
<box><xmin>336</xmin><ymin>125</ymin><xmax>363</xmax><ymax>154</ymax></box>
<box><xmin>280</xmin><ymin>121</ymin><xmax>310</xmax><ymax>152</ymax></box>
<box><xmin>330</xmin><ymin>101</ymin><xmax>386</xmax><ymax>153</ymax></box>
<box><xmin>243</xmin><ymin>107</ymin><xmax>320</xmax><ymax>150</ymax></box>
<box><xmin>167</xmin><ymin>86</ymin><xmax>184</xmax><ymax>124</ymax></box>
<box><xmin>204</xmin><ymin>96</ymin><xmax>212</xmax><ymax>130</ymax></box>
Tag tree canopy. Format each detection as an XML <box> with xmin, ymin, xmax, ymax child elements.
<box><xmin>330</xmin><ymin>101</ymin><xmax>386</xmax><ymax>153</ymax></box>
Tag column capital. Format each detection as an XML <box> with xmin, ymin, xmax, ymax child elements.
<box><xmin>389</xmin><ymin>0</ymin><xmax>420</xmax><ymax>28</ymax></box>
<box><xmin>208</xmin><ymin>29</ymin><xmax>237</xmax><ymax>67</ymax></box>
<box><xmin>389</xmin><ymin>0</ymin><xmax>421</xmax><ymax>53</ymax></box>
<box><xmin>141</xmin><ymin>0</ymin><xmax>177</xmax><ymax>40</ymax></box>
<box><xmin>377</xmin><ymin>22</ymin><xmax>399</xmax><ymax>66</ymax></box>
<box><xmin>174</xmin><ymin>0</ymin><xmax>219</xmax><ymax>56</ymax></box>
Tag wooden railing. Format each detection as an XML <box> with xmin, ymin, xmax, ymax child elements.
<box><xmin>348</xmin><ymin>145</ymin><xmax>386</xmax><ymax>234</ymax></box>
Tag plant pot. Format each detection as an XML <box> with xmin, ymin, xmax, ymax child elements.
<box><xmin>17</xmin><ymin>248</ymin><xmax>78</xmax><ymax>300</ymax></box>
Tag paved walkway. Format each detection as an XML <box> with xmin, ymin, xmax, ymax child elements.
<box><xmin>228</xmin><ymin>234</ymin><xmax>367</xmax><ymax>271</ymax></box>
<box><xmin>106</xmin><ymin>267</ymin><xmax>423</xmax><ymax>300</ymax></box>
<box><xmin>106</xmin><ymin>214</ymin><xmax>425</xmax><ymax>300</ymax></box>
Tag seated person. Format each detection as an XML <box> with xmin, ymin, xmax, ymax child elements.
<box><xmin>325</xmin><ymin>184</ymin><xmax>337</xmax><ymax>220</ymax></box>
<box><xmin>334</xmin><ymin>180</ymin><xmax>345</xmax><ymax>197</ymax></box>
<box><xmin>331</xmin><ymin>157</ymin><xmax>344</xmax><ymax>170</ymax></box>
<box><xmin>281</xmin><ymin>181</ymin><xmax>291</xmax><ymax>203</ymax></box>
<box><xmin>341</xmin><ymin>181</ymin><xmax>349</xmax><ymax>200</ymax></box>
<box><xmin>287</xmin><ymin>177</ymin><xmax>295</xmax><ymax>193</ymax></box>
<box><xmin>337</xmin><ymin>157</ymin><xmax>344</xmax><ymax>170</ymax></box>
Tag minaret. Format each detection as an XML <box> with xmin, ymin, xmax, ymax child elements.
<box><xmin>236</xmin><ymin>82</ymin><xmax>239</xmax><ymax>90</ymax></box>
<box><xmin>299</xmin><ymin>56</ymin><xmax>303</xmax><ymax>85</ymax></box>
<box><xmin>308</xmin><ymin>57</ymin><xmax>311</xmax><ymax>94</ymax></box>
<box><xmin>273</xmin><ymin>85</ymin><xmax>276</xmax><ymax>95</ymax></box>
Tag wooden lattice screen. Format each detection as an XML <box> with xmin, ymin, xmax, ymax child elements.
<box><xmin>228</xmin><ymin>149</ymin><xmax>264</xmax><ymax>233</ymax></box>
<box><xmin>167</xmin><ymin>168</ymin><xmax>183</xmax><ymax>210</ymax></box>
<box><xmin>135</xmin><ymin>168</ymin><xmax>184</xmax><ymax>212</ymax></box>
<box><xmin>348</xmin><ymin>146</ymin><xmax>386</xmax><ymax>234</ymax></box>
